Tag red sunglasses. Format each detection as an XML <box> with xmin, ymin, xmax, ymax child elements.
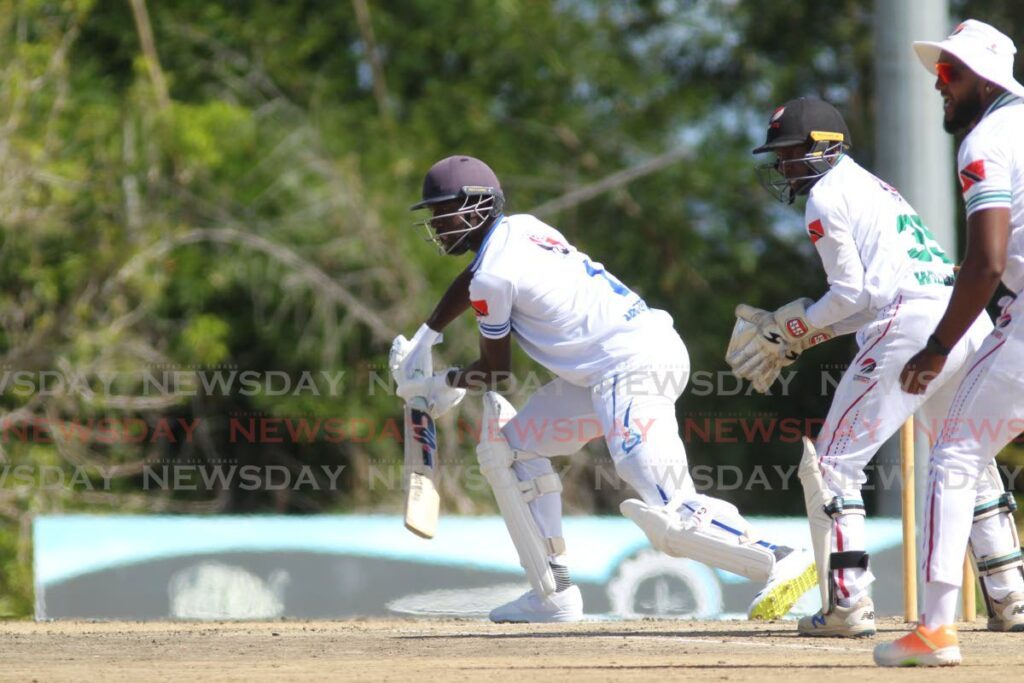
<box><xmin>935</xmin><ymin>62</ymin><xmax>962</xmax><ymax>85</ymax></box>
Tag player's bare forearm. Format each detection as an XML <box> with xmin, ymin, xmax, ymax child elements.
<box><xmin>448</xmin><ymin>334</ymin><xmax>512</xmax><ymax>391</ymax></box>
<box><xmin>448</xmin><ymin>362</ymin><xmax>511</xmax><ymax>391</ymax></box>
<box><xmin>931</xmin><ymin>208</ymin><xmax>1010</xmax><ymax>348</ymax></box>
<box><xmin>425</xmin><ymin>266</ymin><xmax>474</xmax><ymax>332</ymax></box>
<box><xmin>931</xmin><ymin>261</ymin><xmax>1001</xmax><ymax>347</ymax></box>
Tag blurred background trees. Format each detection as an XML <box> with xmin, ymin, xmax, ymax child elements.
<box><xmin>0</xmin><ymin>0</ymin><xmax>1022</xmax><ymax>615</ymax></box>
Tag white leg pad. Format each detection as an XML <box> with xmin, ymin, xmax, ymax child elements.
<box><xmin>971</xmin><ymin>488</ymin><xmax>1024</xmax><ymax>607</ymax></box>
<box><xmin>620</xmin><ymin>499</ymin><xmax>775</xmax><ymax>582</ymax></box>
<box><xmin>477</xmin><ymin>391</ymin><xmax>558</xmax><ymax>596</ymax></box>
<box><xmin>798</xmin><ymin>436</ymin><xmax>833</xmax><ymax>611</ymax></box>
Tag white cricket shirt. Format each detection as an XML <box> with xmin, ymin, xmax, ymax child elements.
<box><xmin>803</xmin><ymin>155</ymin><xmax>956</xmax><ymax>330</ymax></box>
<box><xmin>468</xmin><ymin>214</ymin><xmax>676</xmax><ymax>386</ymax></box>
<box><xmin>957</xmin><ymin>92</ymin><xmax>1024</xmax><ymax>295</ymax></box>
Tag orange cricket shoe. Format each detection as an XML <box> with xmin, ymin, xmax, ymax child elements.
<box><xmin>873</xmin><ymin>624</ymin><xmax>961</xmax><ymax>667</ymax></box>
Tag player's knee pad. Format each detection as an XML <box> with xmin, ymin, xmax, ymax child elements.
<box><xmin>798</xmin><ymin>437</ymin><xmax>867</xmax><ymax>612</ymax></box>
<box><xmin>620</xmin><ymin>497</ymin><xmax>775</xmax><ymax>582</ymax></box>
<box><xmin>971</xmin><ymin>492</ymin><xmax>1024</xmax><ymax>608</ymax></box>
<box><xmin>477</xmin><ymin>391</ymin><xmax>563</xmax><ymax>596</ymax></box>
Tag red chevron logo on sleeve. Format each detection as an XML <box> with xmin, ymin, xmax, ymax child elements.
<box><xmin>470</xmin><ymin>299</ymin><xmax>489</xmax><ymax>317</ymax></box>
<box><xmin>959</xmin><ymin>160</ymin><xmax>986</xmax><ymax>193</ymax></box>
<box><xmin>807</xmin><ymin>219</ymin><xmax>825</xmax><ymax>244</ymax></box>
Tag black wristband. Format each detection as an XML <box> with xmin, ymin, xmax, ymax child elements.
<box><xmin>926</xmin><ymin>334</ymin><xmax>951</xmax><ymax>357</ymax></box>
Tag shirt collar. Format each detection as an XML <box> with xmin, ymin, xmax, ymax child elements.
<box><xmin>470</xmin><ymin>214</ymin><xmax>505</xmax><ymax>272</ymax></box>
<box><xmin>982</xmin><ymin>91</ymin><xmax>1023</xmax><ymax>120</ymax></box>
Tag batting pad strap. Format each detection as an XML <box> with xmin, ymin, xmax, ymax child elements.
<box><xmin>545</xmin><ymin>536</ymin><xmax>567</xmax><ymax>556</ymax></box>
<box><xmin>519</xmin><ymin>473</ymin><xmax>562</xmax><ymax>503</ymax></box>
<box><xmin>974</xmin><ymin>493</ymin><xmax>1018</xmax><ymax>523</ymax></box>
<box><xmin>823</xmin><ymin>497</ymin><xmax>865</xmax><ymax>519</ymax></box>
<box><xmin>975</xmin><ymin>549</ymin><xmax>1024</xmax><ymax>577</ymax></box>
<box><xmin>830</xmin><ymin>550</ymin><xmax>870</xmax><ymax>571</ymax></box>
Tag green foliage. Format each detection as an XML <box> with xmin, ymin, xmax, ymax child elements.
<box><xmin>179</xmin><ymin>314</ymin><xmax>230</xmax><ymax>365</ymax></box>
<box><xmin>0</xmin><ymin>0</ymin><xmax>1022</xmax><ymax>618</ymax></box>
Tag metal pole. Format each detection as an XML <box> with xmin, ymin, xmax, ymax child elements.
<box><xmin>873</xmin><ymin>0</ymin><xmax>952</xmax><ymax>620</ymax></box>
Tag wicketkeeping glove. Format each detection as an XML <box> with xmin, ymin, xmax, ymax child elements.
<box><xmin>737</xmin><ymin>297</ymin><xmax>834</xmax><ymax>355</ymax></box>
<box><xmin>726</xmin><ymin>298</ymin><xmax>835</xmax><ymax>394</ymax></box>
<box><xmin>725</xmin><ymin>317</ymin><xmax>786</xmax><ymax>393</ymax></box>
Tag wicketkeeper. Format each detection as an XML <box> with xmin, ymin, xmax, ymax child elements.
<box><xmin>728</xmin><ymin>96</ymin><xmax>1023</xmax><ymax>638</ymax></box>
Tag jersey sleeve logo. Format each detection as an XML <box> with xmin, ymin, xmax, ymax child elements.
<box><xmin>959</xmin><ymin>160</ymin><xmax>986</xmax><ymax>193</ymax></box>
<box><xmin>528</xmin><ymin>234</ymin><xmax>570</xmax><ymax>254</ymax></box>
<box><xmin>470</xmin><ymin>299</ymin><xmax>490</xmax><ymax>317</ymax></box>
<box><xmin>807</xmin><ymin>219</ymin><xmax>825</xmax><ymax>244</ymax></box>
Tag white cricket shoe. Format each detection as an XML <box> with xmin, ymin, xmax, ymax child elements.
<box><xmin>488</xmin><ymin>585</ymin><xmax>584</xmax><ymax>623</ymax></box>
<box><xmin>748</xmin><ymin>547</ymin><xmax>817</xmax><ymax>620</ymax></box>
<box><xmin>797</xmin><ymin>595</ymin><xmax>876</xmax><ymax>637</ymax></box>
<box><xmin>987</xmin><ymin>590</ymin><xmax>1024</xmax><ymax>632</ymax></box>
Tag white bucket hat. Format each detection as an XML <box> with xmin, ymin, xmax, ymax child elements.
<box><xmin>913</xmin><ymin>19</ymin><xmax>1024</xmax><ymax>99</ymax></box>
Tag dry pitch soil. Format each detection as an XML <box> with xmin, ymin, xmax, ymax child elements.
<box><xmin>0</xmin><ymin>617</ymin><xmax>1018</xmax><ymax>681</ymax></box>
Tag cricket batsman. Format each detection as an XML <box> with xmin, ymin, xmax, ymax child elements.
<box><xmin>391</xmin><ymin>154</ymin><xmax>816</xmax><ymax>622</ymax></box>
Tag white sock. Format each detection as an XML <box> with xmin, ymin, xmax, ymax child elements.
<box><xmin>836</xmin><ymin>588</ymin><xmax>865</xmax><ymax>609</ymax></box>
<box><xmin>922</xmin><ymin>581</ymin><xmax>958</xmax><ymax>628</ymax></box>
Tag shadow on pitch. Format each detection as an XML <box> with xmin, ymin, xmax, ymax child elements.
<box><xmin>457</xmin><ymin>664</ymin><xmax>878</xmax><ymax>671</ymax></box>
<box><xmin>399</xmin><ymin>628</ymin><xmax>794</xmax><ymax>640</ymax></box>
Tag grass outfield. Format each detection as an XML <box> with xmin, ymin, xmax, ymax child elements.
<box><xmin>0</xmin><ymin>617</ymin><xmax>1017</xmax><ymax>681</ymax></box>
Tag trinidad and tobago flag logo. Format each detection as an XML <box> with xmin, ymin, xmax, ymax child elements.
<box><xmin>769</xmin><ymin>106</ymin><xmax>786</xmax><ymax>129</ymax></box>
<box><xmin>470</xmin><ymin>299</ymin><xmax>489</xmax><ymax>317</ymax></box>
<box><xmin>960</xmin><ymin>160</ymin><xmax>986</xmax><ymax>193</ymax></box>
<box><xmin>528</xmin><ymin>235</ymin><xmax>570</xmax><ymax>254</ymax></box>
<box><xmin>859</xmin><ymin>358</ymin><xmax>877</xmax><ymax>374</ymax></box>
<box><xmin>807</xmin><ymin>219</ymin><xmax>825</xmax><ymax>244</ymax></box>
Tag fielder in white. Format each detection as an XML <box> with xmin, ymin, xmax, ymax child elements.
<box><xmin>392</xmin><ymin>154</ymin><xmax>816</xmax><ymax>623</ymax></box>
<box><xmin>876</xmin><ymin>20</ymin><xmax>1024</xmax><ymax>668</ymax></box>
<box><xmin>728</xmin><ymin>96</ymin><xmax>1022</xmax><ymax>638</ymax></box>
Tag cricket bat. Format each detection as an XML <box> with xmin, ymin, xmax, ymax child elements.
<box><xmin>404</xmin><ymin>397</ymin><xmax>441</xmax><ymax>538</ymax></box>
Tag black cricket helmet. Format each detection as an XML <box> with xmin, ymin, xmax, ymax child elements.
<box><xmin>410</xmin><ymin>155</ymin><xmax>505</xmax><ymax>254</ymax></box>
<box><xmin>753</xmin><ymin>97</ymin><xmax>851</xmax><ymax>203</ymax></box>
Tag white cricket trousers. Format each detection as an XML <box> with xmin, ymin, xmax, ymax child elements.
<box><xmin>501</xmin><ymin>325</ymin><xmax>759</xmax><ymax>562</ymax></box>
<box><xmin>923</xmin><ymin>293</ymin><xmax>1024</xmax><ymax>591</ymax></box>
<box><xmin>813</xmin><ymin>294</ymin><xmax>1003</xmax><ymax>604</ymax></box>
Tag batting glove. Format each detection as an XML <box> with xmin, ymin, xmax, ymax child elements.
<box><xmin>396</xmin><ymin>370</ymin><xmax>466</xmax><ymax>419</ymax></box>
